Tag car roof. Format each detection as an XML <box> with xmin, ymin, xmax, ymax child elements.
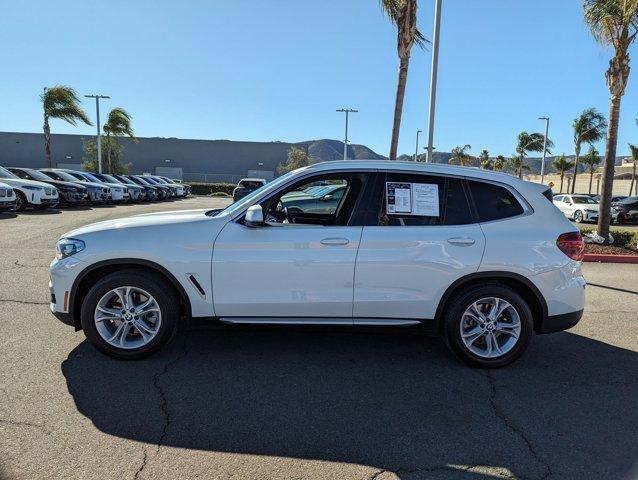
<box><xmin>303</xmin><ymin>160</ymin><xmax>543</xmax><ymax>189</ymax></box>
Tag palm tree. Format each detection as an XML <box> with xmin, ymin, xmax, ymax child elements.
<box><xmin>515</xmin><ymin>131</ymin><xmax>553</xmax><ymax>179</ymax></box>
<box><xmin>41</xmin><ymin>86</ymin><xmax>92</xmax><ymax>168</ymax></box>
<box><xmin>479</xmin><ymin>149</ymin><xmax>493</xmax><ymax>169</ymax></box>
<box><xmin>380</xmin><ymin>0</ymin><xmax>426</xmax><ymax>159</ymax></box>
<box><xmin>580</xmin><ymin>146</ymin><xmax>602</xmax><ymax>194</ymax></box>
<box><xmin>103</xmin><ymin>108</ymin><xmax>136</xmax><ymax>173</ymax></box>
<box><xmin>494</xmin><ymin>155</ymin><xmax>506</xmax><ymax>171</ymax></box>
<box><xmin>570</xmin><ymin>108</ymin><xmax>607</xmax><ymax>193</ymax></box>
<box><xmin>449</xmin><ymin>144</ymin><xmax>474</xmax><ymax>166</ymax></box>
<box><xmin>507</xmin><ymin>155</ymin><xmax>531</xmax><ymax>177</ymax></box>
<box><xmin>553</xmin><ymin>155</ymin><xmax>575</xmax><ymax>193</ymax></box>
<box><xmin>628</xmin><ymin>143</ymin><xmax>638</xmax><ymax>196</ymax></box>
<box><xmin>584</xmin><ymin>0</ymin><xmax>638</xmax><ymax>243</ymax></box>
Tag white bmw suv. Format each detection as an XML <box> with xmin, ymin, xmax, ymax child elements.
<box><xmin>50</xmin><ymin>161</ymin><xmax>585</xmax><ymax>367</ymax></box>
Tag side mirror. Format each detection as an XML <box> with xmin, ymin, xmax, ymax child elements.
<box><xmin>245</xmin><ymin>204</ymin><xmax>264</xmax><ymax>227</ymax></box>
<box><xmin>322</xmin><ymin>194</ymin><xmax>333</xmax><ymax>201</ymax></box>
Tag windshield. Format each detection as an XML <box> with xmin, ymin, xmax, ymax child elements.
<box><xmin>25</xmin><ymin>169</ymin><xmax>53</xmax><ymax>181</ymax></box>
<box><xmin>54</xmin><ymin>170</ymin><xmax>83</xmax><ymax>182</ymax></box>
<box><xmin>212</xmin><ymin>169</ymin><xmax>303</xmax><ymax>217</ymax></box>
<box><xmin>0</xmin><ymin>166</ymin><xmax>19</xmax><ymax>179</ymax></box>
<box><xmin>572</xmin><ymin>196</ymin><xmax>598</xmax><ymax>204</ymax></box>
<box><xmin>101</xmin><ymin>174</ymin><xmax>120</xmax><ymax>183</ymax></box>
<box><xmin>81</xmin><ymin>172</ymin><xmax>102</xmax><ymax>182</ymax></box>
<box><xmin>135</xmin><ymin>176</ymin><xmax>153</xmax><ymax>185</ymax></box>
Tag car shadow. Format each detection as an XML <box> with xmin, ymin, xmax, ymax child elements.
<box><xmin>18</xmin><ymin>208</ymin><xmax>63</xmax><ymax>215</ymax></box>
<box><xmin>62</xmin><ymin>328</ymin><xmax>638</xmax><ymax>479</ymax></box>
<box><xmin>0</xmin><ymin>211</ymin><xmax>18</xmax><ymax>219</ymax></box>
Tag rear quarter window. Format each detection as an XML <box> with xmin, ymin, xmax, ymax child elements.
<box><xmin>468</xmin><ymin>180</ymin><xmax>525</xmax><ymax>222</ymax></box>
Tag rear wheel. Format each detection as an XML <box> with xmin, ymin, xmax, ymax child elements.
<box><xmin>443</xmin><ymin>284</ymin><xmax>533</xmax><ymax>368</ymax></box>
<box><xmin>80</xmin><ymin>269</ymin><xmax>181</xmax><ymax>360</ymax></box>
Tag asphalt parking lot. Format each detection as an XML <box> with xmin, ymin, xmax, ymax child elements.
<box><xmin>0</xmin><ymin>198</ymin><xmax>637</xmax><ymax>480</ymax></box>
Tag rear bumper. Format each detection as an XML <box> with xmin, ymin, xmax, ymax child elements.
<box><xmin>538</xmin><ymin>309</ymin><xmax>583</xmax><ymax>334</ymax></box>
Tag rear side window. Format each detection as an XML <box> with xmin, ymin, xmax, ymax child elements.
<box><xmin>376</xmin><ymin>173</ymin><xmax>474</xmax><ymax>226</ymax></box>
<box><xmin>468</xmin><ymin>180</ymin><xmax>524</xmax><ymax>222</ymax></box>
<box><xmin>240</xmin><ymin>180</ymin><xmax>263</xmax><ymax>189</ymax></box>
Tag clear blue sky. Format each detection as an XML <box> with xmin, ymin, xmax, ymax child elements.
<box><xmin>1</xmin><ymin>0</ymin><xmax>636</xmax><ymax>157</ymax></box>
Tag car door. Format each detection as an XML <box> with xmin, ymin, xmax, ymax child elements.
<box><xmin>212</xmin><ymin>171</ymin><xmax>369</xmax><ymax>322</ymax></box>
<box><xmin>562</xmin><ymin>196</ymin><xmax>575</xmax><ymax>217</ymax></box>
<box><xmin>353</xmin><ymin>172</ymin><xmax>485</xmax><ymax>322</ymax></box>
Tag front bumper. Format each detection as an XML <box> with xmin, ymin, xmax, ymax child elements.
<box><xmin>582</xmin><ymin>211</ymin><xmax>598</xmax><ymax>221</ymax></box>
<box><xmin>0</xmin><ymin>198</ymin><xmax>16</xmax><ymax>210</ymax></box>
<box><xmin>62</xmin><ymin>191</ymin><xmax>90</xmax><ymax>204</ymax></box>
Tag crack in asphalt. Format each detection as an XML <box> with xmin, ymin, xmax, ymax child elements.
<box><xmin>485</xmin><ymin>371</ymin><xmax>552</xmax><ymax>480</ymax></box>
<box><xmin>132</xmin><ymin>332</ymin><xmax>191</xmax><ymax>480</ymax></box>
<box><xmin>0</xmin><ymin>298</ymin><xmax>49</xmax><ymax>305</ymax></box>
<box><xmin>369</xmin><ymin>463</ymin><xmax>516</xmax><ymax>480</ymax></box>
<box><xmin>12</xmin><ymin>259</ymin><xmax>50</xmax><ymax>269</ymax></box>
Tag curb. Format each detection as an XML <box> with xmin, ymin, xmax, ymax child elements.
<box><xmin>583</xmin><ymin>254</ymin><xmax>638</xmax><ymax>264</ymax></box>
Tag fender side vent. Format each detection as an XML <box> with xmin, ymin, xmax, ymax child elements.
<box><xmin>188</xmin><ymin>274</ymin><xmax>206</xmax><ymax>297</ymax></box>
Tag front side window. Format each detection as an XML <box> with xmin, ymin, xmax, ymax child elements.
<box><xmin>374</xmin><ymin>173</ymin><xmax>473</xmax><ymax>226</ymax></box>
<box><xmin>572</xmin><ymin>196</ymin><xmax>597</xmax><ymax>204</ymax></box>
<box><xmin>467</xmin><ymin>180</ymin><xmax>525</xmax><ymax>222</ymax></box>
<box><xmin>259</xmin><ymin>173</ymin><xmax>366</xmax><ymax>227</ymax></box>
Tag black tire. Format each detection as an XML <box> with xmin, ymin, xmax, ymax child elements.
<box><xmin>80</xmin><ymin>269</ymin><xmax>182</xmax><ymax>360</ymax></box>
<box><xmin>574</xmin><ymin>210</ymin><xmax>584</xmax><ymax>223</ymax></box>
<box><xmin>443</xmin><ymin>284</ymin><xmax>533</xmax><ymax>368</ymax></box>
<box><xmin>13</xmin><ymin>191</ymin><xmax>27</xmax><ymax>211</ymax></box>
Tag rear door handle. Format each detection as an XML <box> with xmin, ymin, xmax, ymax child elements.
<box><xmin>321</xmin><ymin>237</ymin><xmax>349</xmax><ymax>246</ymax></box>
<box><xmin>447</xmin><ymin>237</ymin><xmax>476</xmax><ymax>246</ymax></box>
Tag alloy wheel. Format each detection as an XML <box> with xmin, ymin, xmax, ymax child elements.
<box><xmin>459</xmin><ymin>297</ymin><xmax>521</xmax><ymax>359</ymax></box>
<box><xmin>94</xmin><ymin>286</ymin><xmax>162</xmax><ymax>349</ymax></box>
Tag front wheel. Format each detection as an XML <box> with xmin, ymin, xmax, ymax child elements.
<box><xmin>13</xmin><ymin>192</ymin><xmax>27</xmax><ymax>211</ymax></box>
<box><xmin>573</xmin><ymin>210</ymin><xmax>584</xmax><ymax>223</ymax></box>
<box><xmin>80</xmin><ymin>269</ymin><xmax>181</xmax><ymax>360</ymax></box>
<box><xmin>443</xmin><ymin>285</ymin><xmax>533</xmax><ymax>368</ymax></box>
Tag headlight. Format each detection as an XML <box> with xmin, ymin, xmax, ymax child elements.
<box><xmin>23</xmin><ymin>185</ymin><xmax>43</xmax><ymax>191</ymax></box>
<box><xmin>56</xmin><ymin>238</ymin><xmax>85</xmax><ymax>259</ymax></box>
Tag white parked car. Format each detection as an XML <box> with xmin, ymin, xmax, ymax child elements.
<box><xmin>0</xmin><ymin>181</ymin><xmax>17</xmax><ymax>212</ymax></box>
<box><xmin>0</xmin><ymin>165</ymin><xmax>59</xmax><ymax>210</ymax></box>
<box><xmin>50</xmin><ymin>161</ymin><xmax>586</xmax><ymax>368</ymax></box>
<box><xmin>552</xmin><ymin>194</ymin><xmax>600</xmax><ymax>223</ymax></box>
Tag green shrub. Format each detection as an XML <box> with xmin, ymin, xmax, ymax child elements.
<box><xmin>188</xmin><ymin>182</ymin><xmax>235</xmax><ymax>196</ymax></box>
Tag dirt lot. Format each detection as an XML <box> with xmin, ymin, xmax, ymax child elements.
<box><xmin>1</xmin><ymin>198</ymin><xmax>637</xmax><ymax>480</ymax></box>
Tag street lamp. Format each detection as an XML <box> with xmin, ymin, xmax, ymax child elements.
<box><xmin>538</xmin><ymin>116</ymin><xmax>550</xmax><ymax>184</ymax></box>
<box><xmin>85</xmin><ymin>94</ymin><xmax>110</xmax><ymax>173</ymax></box>
<box><xmin>336</xmin><ymin>108</ymin><xmax>358</xmax><ymax>160</ymax></box>
<box><xmin>426</xmin><ymin>0</ymin><xmax>443</xmax><ymax>163</ymax></box>
<box><xmin>414</xmin><ymin>130</ymin><xmax>422</xmax><ymax>161</ymax></box>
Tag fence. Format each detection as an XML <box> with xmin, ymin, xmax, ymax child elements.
<box><xmin>524</xmin><ymin>174</ymin><xmax>637</xmax><ymax>196</ymax></box>
<box><xmin>182</xmin><ymin>173</ymin><xmax>253</xmax><ymax>184</ymax></box>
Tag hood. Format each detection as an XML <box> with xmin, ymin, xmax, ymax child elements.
<box><xmin>63</xmin><ymin>209</ymin><xmax>213</xmax><ymax>238</ymax></box>
<box><xmin>0</xmin><ymin>177</ymin><xmax>53</xmax><ymax>189</ymax></box>
<box><xmin>74</xmin><ymin>180</ymin><xmax>110</xmax><ymax>189</ymax></box>
<box><xmin>41</xmin><ymin>179</ymin><xmax>86</xmax><ymax>191</ymax></box>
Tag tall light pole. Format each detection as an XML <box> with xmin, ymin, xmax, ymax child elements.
<box><xmin>85</xmin><ymin>94</ymin><xmax>110</xmax><ymax>173</ymax></box>
<box><xmin>426</xmin><ymin>0</ymin><xmax>443</xmax><ymax>163</ymax></box>
<box><xmin>414</xmin><ymin>130</ymin><xmax>422</xmax><ymax>161</ymax></box>
<box><xmin>336</xmin><ymin>108</ymin><xmax>357</xmax><ymax>160</ymax></box>
<box><xmin>538</xmin><ymin>116</ymin><xmax>550</xmax><ymax>184</ymax></box>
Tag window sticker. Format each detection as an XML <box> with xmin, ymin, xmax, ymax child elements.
<box><xmin>386</xmin><ymin>182</ymin><xmax>439</xmax><ymax>217</ymax></box>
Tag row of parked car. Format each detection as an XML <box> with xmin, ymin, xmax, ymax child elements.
<box><xmin>0</xmin><ymin>166</ymin><xmax>191</xmax><ymax>212</ymax></box>
<box><xmin>552</xmin><ymin>193</ymin><xmax>638</xmax><ymax>224</ymax></box>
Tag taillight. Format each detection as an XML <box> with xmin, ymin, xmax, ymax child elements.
<box><xmin>557</xmin><ymin>232</ymin><xmax>584</xmax><ymax>261</ymax></box>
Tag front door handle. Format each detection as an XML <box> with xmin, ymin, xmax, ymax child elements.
<box><xmin>320</xmin><ymin>237</ymin><xmax>349</xmax><ymax>246</ymax></box>
<box><xmin>447</xmin><ymin>237</ymin><xmax>476</xmax><ymax>246</ymax></box>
